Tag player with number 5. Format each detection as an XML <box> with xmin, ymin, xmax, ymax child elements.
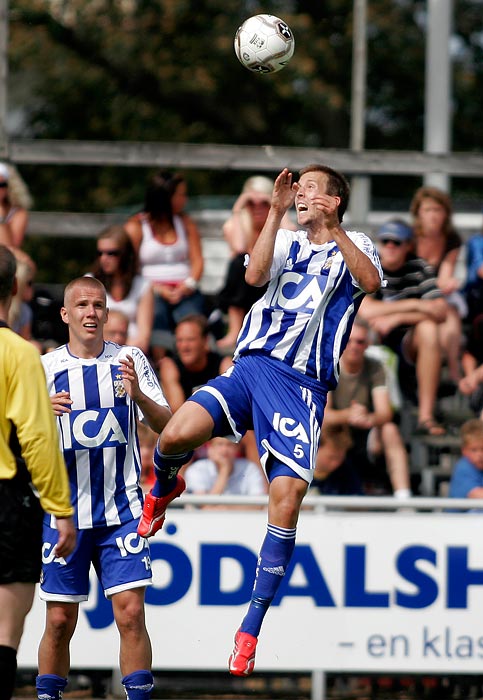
<box><xmin>138</xmin><ymin>164</ymin><xmax>383</xmax><ymax>676</ymax></box>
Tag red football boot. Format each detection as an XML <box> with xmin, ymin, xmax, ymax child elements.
<box><xmin>137</xmin><ymin>475</ymin><xmax>186</xmax><ymax>538</ymax></box>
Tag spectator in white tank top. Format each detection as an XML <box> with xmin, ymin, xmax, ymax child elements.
<box><xmin>125</xmin><ymin>171</ymin><xmax>206</xmax><ymax>356</ymax></box>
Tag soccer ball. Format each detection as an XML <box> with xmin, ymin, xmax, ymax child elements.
<box><xmin>234</xmin><ymin>14</ymin><xmax>295</xmax><ymax>74</ymax></box>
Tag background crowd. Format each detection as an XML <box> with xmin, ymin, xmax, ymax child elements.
<box><xmin>7</xmin><ymin>161</ymin><xmax>483</xmax><ymax>501</ymax></box>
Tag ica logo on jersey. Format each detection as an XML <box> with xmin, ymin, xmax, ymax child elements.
<box><xmin>273</xmin><ymin>271</ymin><xmax>328</xmax><ymax>314</ymax></box>
<box><xmin>60</xmin><ymin>406</ymin><xmax>129</xmax><ymax>450</ymax></box>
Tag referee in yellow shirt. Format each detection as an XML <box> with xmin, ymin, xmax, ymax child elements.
<box><xmin>0</xmin><ymin>244</ymin><xmax>75</xmax><ymax>700</ymax></box>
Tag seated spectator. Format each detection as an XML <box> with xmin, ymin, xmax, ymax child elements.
<box><xmin>8</xmin><ymin>248</ymin><xmax>36</xmax><ymax>341</ymax></box>
<box><xmin>448</xmin><ymin>419</ymin><xmax>483</xmax><ymax>500</ymax></box>
<box><xmin>217</xmin><ymin>175</ymin><xmax>296</xmax><ymax>351</ymax></box>
<box><xmin>458</xmin><ymin>313</ymin><xmax>483</xmax><ymax>418</ymax></box>
<box><xmin>223</xmin><ymin>175</ymin><xmax>295</xmax><ymax>257</ymax></box>
<box><xmin>89</xmin><ymin>225</ymin><xmax>153</xmax><ymax>354</ymax></box>
<box><xmin>410</xmin><ymin>186</ymin><xmax>465</xmax><ymax>382</ymax></box>
<box><xmin>464</xmin><ymin>231</ymin><xmax>483</xmax><ymax>323</ymax></box>
<box><xmin>104</xmin><ymin>309</ymin><xmax>129</xmax><ymax>346</ymax></box>
<box><xmin>323</xmin><ymin>318</ymin><xmax>411</xmax><ymax>498</ymax></box>
<box><xmin>184</xmin><ymin>437</ymin><xmax>268</xmax><ymax>500</ymax></box>
<box><xmin>159</xmin><ymin>314</ymin><xmax>230</xmax><ymax>412</ymax></box>
<box><xmin>0</xmin><ymin>162</ymin><xmax>31</xmax><ymax>249</ymax></box>
<box><xmin>359</xmin><ymin>219</ymin><xmax>450</xmax><ymax>436</ymax></box>
<box><xmin>125</xmin><ymin>171</ymin><xmax>205</xmax><ymax>355</ymax></box>
<box><xmin>311</xmin><ymin>425</ymin><xmax>363</xmax><ymax>496</ymax></box>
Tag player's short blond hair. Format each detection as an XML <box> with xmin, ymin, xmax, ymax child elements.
<box><xmin>63</xmin><ymin>276</ymin><xmax>106</xmax><ymax>306</ymax></box>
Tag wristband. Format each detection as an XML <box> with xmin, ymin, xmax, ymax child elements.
<box><xmin>184</xmin><ymin>276</ymin><xmax>198</xmax><ymax>291</ymax></box>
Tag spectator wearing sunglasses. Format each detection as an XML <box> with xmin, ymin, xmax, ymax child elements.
<box><xmin>0</xmin><ymin>162</ymin><xmax>32</xmax><ymax>250</ymax></box>
<box><xmin>216</xmin><ymin>176</ymin><xmax>296</xmax><ymax>351</ymax></box>
<box><xmin>359</xmin><ymin>219</ymin><xmax>450</xmax><ymax>436</ymax></box>
<box><xmin>89</xmin><ymin>225</ymin><xmax>154</xmax><ymax>354</ymax></box>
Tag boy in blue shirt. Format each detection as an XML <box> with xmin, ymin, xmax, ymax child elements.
<box><xmin>449</xmin><ymin>419</ymin><xmax>483</xmax><ymax>499</ymax></box>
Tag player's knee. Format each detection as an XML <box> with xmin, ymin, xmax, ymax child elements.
<box><xmin>46</xmin><ymin>607</ymin><xmax>76</xmax><ymax>642</ymax></box>
<box><xmin>115</xmin><ymin>606</ymin><xmax>145</xmax><ymax>637</ymax></box>
<box><xmin>158</xmin><ymin>421</ymin><xmax>186</xmax><ymax>454</ymax></box>
<box><xmin>270</xmin><ymin>486</ymin><xmax>306</xmax><ymax>527</ymax></box>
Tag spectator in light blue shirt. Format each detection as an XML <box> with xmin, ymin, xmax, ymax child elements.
<box><xmin>449</xmin><ymin>419</ymin><xmax>483</xmax><ymax>500</ymax></box>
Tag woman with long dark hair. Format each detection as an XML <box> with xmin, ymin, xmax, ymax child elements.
<box><xmin>90</xmin><ymin>225</ymin><xmax>154</xmax><ymax>354</ymax></box>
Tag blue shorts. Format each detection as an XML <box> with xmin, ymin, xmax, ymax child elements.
<box><xmin>188</xmin><ymin>353</ymin><xmax>327</xmax><ymax>483</ymax></box>
<box><xmin>40</xmin><ymin>520</ymin><xmax>152</xmax><ymax>602</ymax></box>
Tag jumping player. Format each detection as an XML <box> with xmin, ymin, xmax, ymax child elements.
<box><xmin>137</xmin><ymin>165</ymin><xmax>383</xmax><ymax>675</ymax></box>
<box><xmin>36</xmin><ymin>277</ymin><xmax>172</xmax><ymax>700</ymax></box>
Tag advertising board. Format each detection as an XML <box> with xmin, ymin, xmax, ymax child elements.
<box><xmin>18</xmin><ymin>508</ymin><xmax>483</xmax><ymax>675</ymax></box>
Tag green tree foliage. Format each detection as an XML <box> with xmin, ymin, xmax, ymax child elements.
<box><xmin>8</xmin><ymin>0</ymin><xmax>483</xmax><ymax>221</ymax></box>
<box><xmin>10</xmin><ymin>0</ymin><xmax>358</xmax><ymax>212</ymax></box>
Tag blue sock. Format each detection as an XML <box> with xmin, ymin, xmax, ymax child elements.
<box><xmin>122</xmin><ymin>670</ymin><xmax>154</xmax><ymax>700</ymax></box>
<box><xmin>240</xmin><ymin>524</ymin><xmax>296</xmax><ymax>638</ymax></box>
<box><xmin>36</xmin><ymin>674</ymin><xmax>68</xmax><ymax>700</ymax></box>
<box><xmin>152</xmin><ymin>447</ymin><xmax>193</xmax><ymax>497</ymax></box>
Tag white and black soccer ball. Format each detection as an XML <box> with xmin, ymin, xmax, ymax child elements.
<box><xmin>234</xmin><ymin>14</ymin><xmax>295</xmax><ymax>74</ymax></box>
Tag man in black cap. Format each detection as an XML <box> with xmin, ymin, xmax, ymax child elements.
<box><xmin>359</xmin><ymin>219</ymin><xmax>450</xmax><ymax>436</ymax></box>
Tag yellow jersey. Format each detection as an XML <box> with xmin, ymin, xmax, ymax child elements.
<box><xmin>0</xmin><ymin>324</ymin><xmax>73</xmax><ymax>518</ymax></box>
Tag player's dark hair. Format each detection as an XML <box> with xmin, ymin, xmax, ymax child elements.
<box><xmin>0</xmin><ymin>244</ymin><xmax>16</xmax><ymax>301</ymax></box>
<box><xmin>299</xmin><ymin>164</ymin><xmax>350</xmax><ymax>223</ymax></box>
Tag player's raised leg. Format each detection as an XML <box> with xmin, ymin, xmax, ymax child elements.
<box><xmin>137</xmin><ymin>401</ymin><xmax>215</xmax><ymax>537</ymax></box>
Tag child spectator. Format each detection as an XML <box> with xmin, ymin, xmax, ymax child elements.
<box><xmin>448</xmin><ymin>419</ymin><xmax>483</xmax><ymax>500</ymax></box>
<box><xmin>184</xmin><ymin>437</ymin><xmax>268</xmax><ymax>499</ymax></box>
<box><xmin>311</xmin><ymin>425</ymin><xmax>363</xmax><ymax>496</ymax></box>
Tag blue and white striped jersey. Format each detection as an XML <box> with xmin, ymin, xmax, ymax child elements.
<box><xmin>41</xmin><ymin>342</ymin><xmax>168</xmax><ymax>529</ymax></box>
<box><xmin>234</xmin><ymin>228</ymin><xmax>383</xmax><ymax>388</ymax></box>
